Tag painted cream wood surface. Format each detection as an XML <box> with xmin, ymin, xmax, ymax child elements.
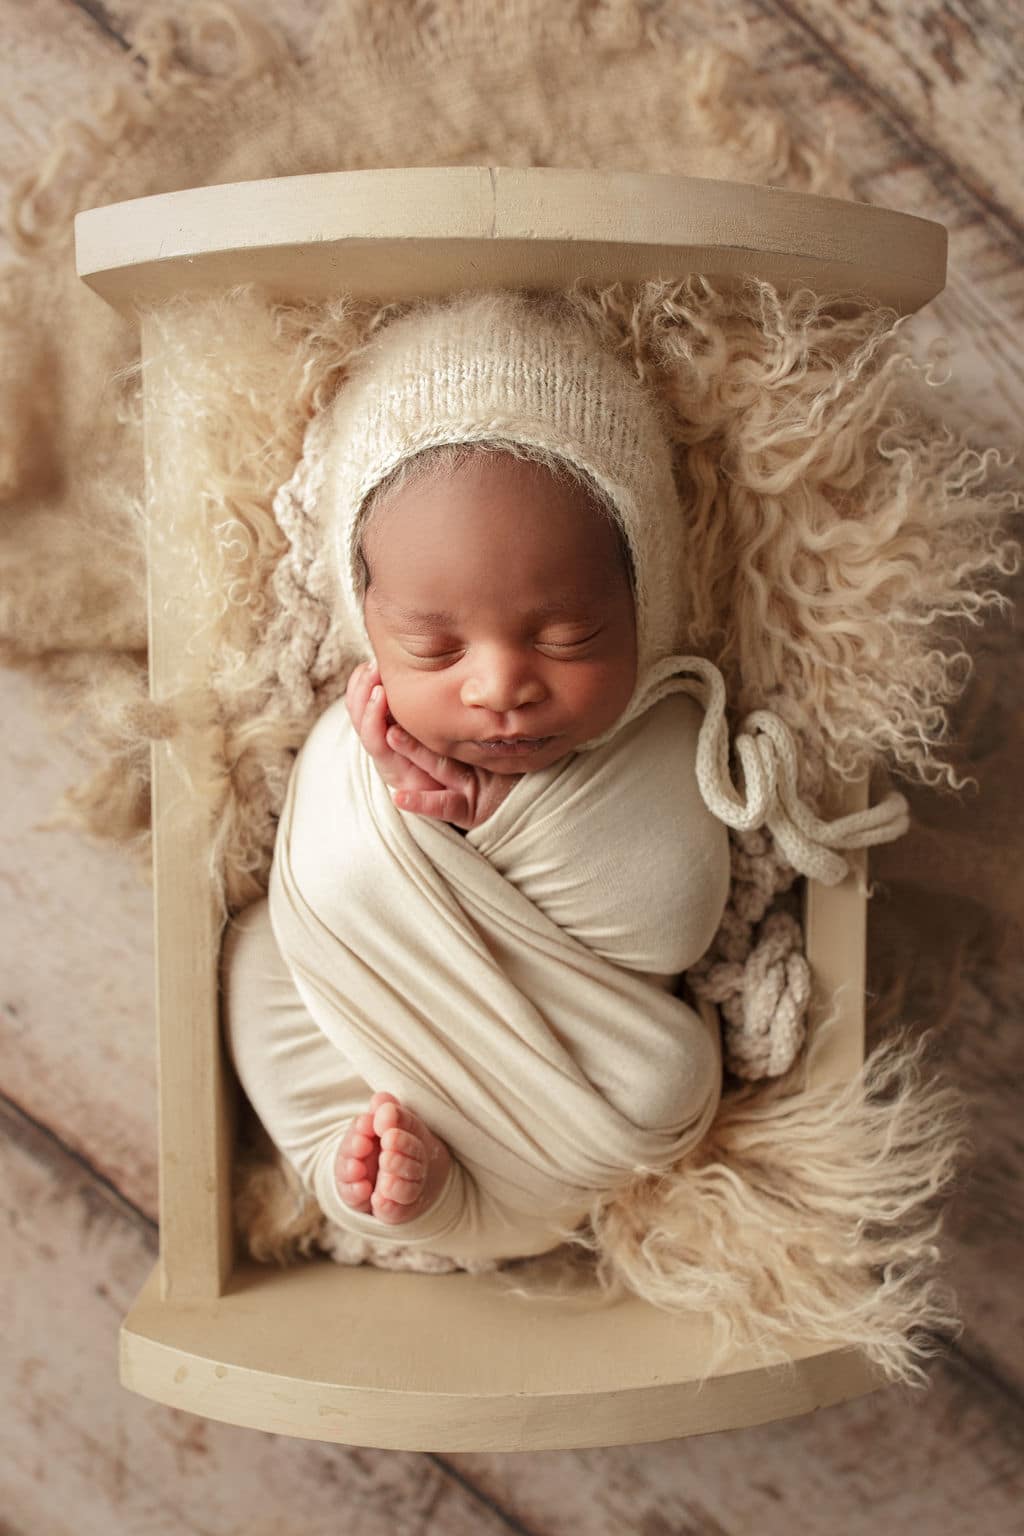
<box><xmin>74</xmin><ymin>165</ymin><xmax>947</xmax><ymax>314</ymax></box>
<box><xmin>119</xmin><ymin>1256</ymin><xmax>883</xmax><ymax>1452</ymax></box>
<box><xmin>142</xmin><ymin>314</ymin><xmax>237</xmax><ymax>1304</ymax></box>
<box><xmin>3</xmin><ymin>0</ymin><xmax>1022</xmax><ymax>1526</ymax></box>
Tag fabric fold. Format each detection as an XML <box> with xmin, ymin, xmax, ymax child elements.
<box><xmin>267</xmin><ymin>687</ymin><xmax>728</xmax><ymax>1261</ymax></box>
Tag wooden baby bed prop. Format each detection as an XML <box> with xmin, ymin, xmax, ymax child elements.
<box><xmin>74</xmin><ymin>166</ymin><xmax>946</xmax><ymax>1452</ymax></box>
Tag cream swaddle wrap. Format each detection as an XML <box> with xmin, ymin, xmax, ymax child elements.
<box><xmin>268</xmin><ymin>685</ymin><xmax>728</xmax><ymax>1262</ymax></box>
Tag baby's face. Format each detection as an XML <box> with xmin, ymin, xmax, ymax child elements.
<box><xmin>361</xmin><ymin>453</ymin><xmax>637</xmax><ymax>774</ymax></box>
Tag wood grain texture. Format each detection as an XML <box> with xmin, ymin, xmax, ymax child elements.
<box><xmin>3</xmin><ymin>0</ymin><xmax>1022</xmax><ymax>1525</ymax></box>
<box><xmin>656</xmin><ymin>0</ymin><xmax>1024</xmax><ymax>443</ymax></box>
<box><xmin>777</xmin><ymin>0</ymin><xmax>1024</xmax><ymax>234</ymax></box>
<box><xmin>0</xmin><ymin>0</ymin><xmax>130</xmax><ymax>231</ymax></box>
<box><xmin>0</xmin><ymin>669</ymin><xmax>158</xmax><ymax>1219</ymax></box>
<box><xmin>447</xmin><ymin>1344</ymin><xmax>1024</xmax><ymax>1536</ymax></box>
<box><xmin>1</xmin><ymin>1104</ymin><xmax>524</xmax><ymax>1536</ymax></box>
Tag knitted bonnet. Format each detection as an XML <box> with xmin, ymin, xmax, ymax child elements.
<box><xmin>313</xmin><ymin>286</ymin><xmax>909</xmax><ymax>884</ymax></box>
<box><xmin>320</xmin><ymin>286</ymin><xmax>687</xmax><ymax>733</ymax></box>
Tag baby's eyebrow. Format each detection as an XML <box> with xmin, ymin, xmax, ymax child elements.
<box><xmin>375</xmin><ymin>596</ymin><xmax>598</xmax><ymax>628</ymax></box>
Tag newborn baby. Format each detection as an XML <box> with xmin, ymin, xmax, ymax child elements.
<box><xmin>330</xmin><ymin>444</ymin><xmax>727</xmax><ymax>1230</ymax></box>
<box><xmin>336</xmin><ymin>447</ymin><xmax>642</xmax><ymax>1224</ymax></box>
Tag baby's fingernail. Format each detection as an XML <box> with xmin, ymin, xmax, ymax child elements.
<box><xmin>371</xmin><ymin>686</ymin><xmax>382</xmax><ymax>702</ymax></box>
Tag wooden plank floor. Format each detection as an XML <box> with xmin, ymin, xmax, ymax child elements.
<box><xmin>2</xmin><ymin>1</ymin><xmax>1022</xmax><ymax>1530</ymax></box>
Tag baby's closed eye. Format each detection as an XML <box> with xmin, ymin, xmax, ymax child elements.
<box><xmin>399</xmin><ymin>629</ymin><xmax>603</xmax><ymax>665</ymax></box>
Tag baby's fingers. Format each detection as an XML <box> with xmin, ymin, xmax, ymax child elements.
<box><xmin>344</xmin><ymin>661</ymin><xmax>381</xmax><ymax>733</ymax></box>
<box><xmin>385</xmin><ymin>725</ymin><xmax>468</xmax><ymax>789</ymax></box>
<box><xmin>360</xmin><ymin>683</ymin><xmax>393</xmax><ymax>755</ymax></box>
<box><xmin>349</xmin><ymin>675</ymin><xmax>423</xmax><ymax>780</ymax></box>
<box><xmin>361</xmin><ymin>696</ymin><xmax>440</xmax><ymax>790</ymax></box>
<box><xmin>390</xmin><ymin>787</ymin><xmax>471</xmax><ymax>826</ymax></box>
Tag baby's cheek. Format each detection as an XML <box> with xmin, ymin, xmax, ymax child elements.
<box><xmin>378</xmin><ymin>677</ymin><xmax>428</xmax><ymax>741</ymax></box>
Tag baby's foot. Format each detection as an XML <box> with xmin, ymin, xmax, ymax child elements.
<box><xmin>335</xmin><ymin>1098</ymin><xmax>383</xmax><ymax>1215</ymax></box>
<box><xmin>335</xmin><ymin>1090</ymin><xmax>453</xmax><ymax>1226</ymax></box>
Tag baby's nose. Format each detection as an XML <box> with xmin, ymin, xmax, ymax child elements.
<box><xmin>461</xmin><ymin>667</ymin><xmax>546</xmax><ymax>711</ymax></box>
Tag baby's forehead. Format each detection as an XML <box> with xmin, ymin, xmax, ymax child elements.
<box><xmin>371</xmin><ymin>467</ymin><xmax>623</xmax><ymax>544</ymax></box>
<box><xmin>374</xmin><ymin>516</ymin><xmax>626</xmax><ymax>586</ymax></box>
<box><xmin>360</xmin><ymin>449</ymin><xmax>635</xmax><ymax>590</ymax></box>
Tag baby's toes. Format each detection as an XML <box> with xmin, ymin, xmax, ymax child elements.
<box><xmin>372</xmin><ymin>1099</ymin><xmax>432</xmax><ymax>1147</ymax></box>
<box><xmin>336</xmin><ymin>1115</ymin><xmax>380</xmax><ymax>1211</ymax></box>
<box><xmin>344</xmin><ymin>1127</ymin><xmax>374</xmax><ymax>1159</ymax></box>
<box><xmin>376</xmin><ymin>1167</ymin><xmax>423</xmax><ymax>1204</ymax></box>
<box><xmin>381</xmin><ymin>1126</ymin><xmax>424</xmax><ymax>1161</ymax></box>
<box><xmin>379</xmin><ymin>1145</ymin><xmax>425</xmax><ymax>1184</ymax></box>
<box><xmin>337</xmin><ymin>1158</ymin><xmax>374</xmax><ymax>1210</ymax></box>
<box><xmin>370</xmin><ymin>1192</ymin><xmax>408</xmax><ymax>1222</ymax></box>
<box><xmin>340</xmin><ymin>1151</ymin><xmax>374</xmax><ymax>1183</ymax></box>
<box><xmin>371</xmin><ymin>1098</ymin><xmax>402</xmax><ymax>1137</ymax></box>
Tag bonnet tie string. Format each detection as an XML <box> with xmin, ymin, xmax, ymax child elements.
<box><xmin>620</xmin><ymin>654</ymin><xmax>910</xmax><ymax>888</ymax></box>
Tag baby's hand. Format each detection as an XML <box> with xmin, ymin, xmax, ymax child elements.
<box><xmin>344</xmin><ymin>661</ymin><xmax>516</xmax><ymax>831</ymax></box>
<box><xmin>383</xmin><ymin>723</ymin><xmax>519</xmax><ymax>831</ymax></box>
<box><xmin>345</xmin><ymin>662</ymin><xmax>440</xmax><ymax>796</ymax></box>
